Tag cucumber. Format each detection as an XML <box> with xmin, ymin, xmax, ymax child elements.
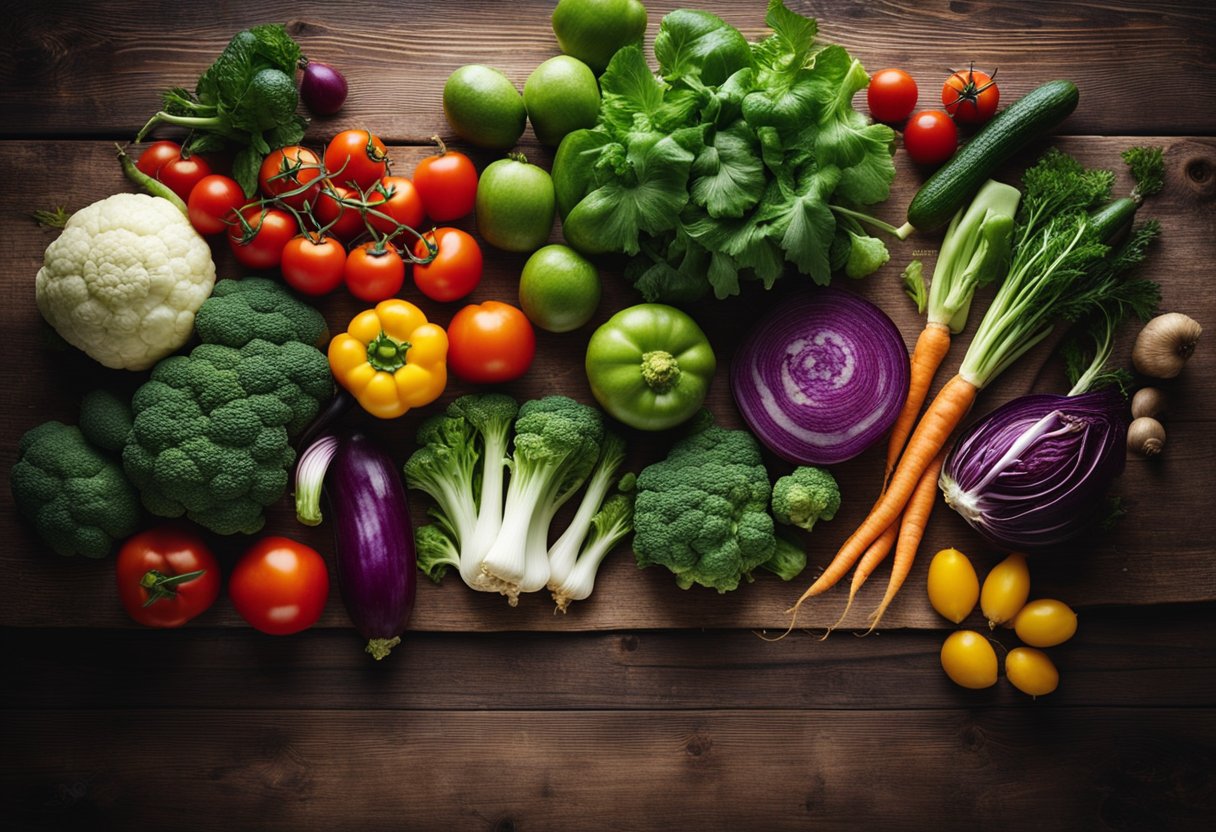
<box><xmin>1087</xmin><ymin>196</ymin><xmax>1138</xmax><ymax>244</ymax></box>
<box><xmin>907</xmin><ymin>80</ymin><xmax>1080</xmax><ymax>232</ymax></box>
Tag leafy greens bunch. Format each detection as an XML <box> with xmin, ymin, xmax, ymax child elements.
<box><xmin>552</xmin><ymin>0</ymin><xmax>897</xmax><ymax>303</ymax></box>
<box><xmin>136</xmin><ymin>25</ymin><xmax>308</xmax><ymax>196</ymax></box>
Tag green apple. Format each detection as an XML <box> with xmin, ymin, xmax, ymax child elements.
<box><xmin>551</xmin><ymin>0</ymin><xmax>648</xmax><ymax>75</ymax></box>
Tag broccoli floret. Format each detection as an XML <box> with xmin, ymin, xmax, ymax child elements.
<box><xmin>78</xmin><ymin>388</ymin><xmax>134</xmax><ymax>453</ymax></box>
<box><xmin>10</xmin><ymin>421</ymin><xmax>141</xmax><ymax>557</ymax></box>
<box><xmin>633</xmin><ymin>417</ymin><xmax>775</xmax><ymax>593</ymax></box>
<box><xmin>415</xmin><ymin>522</ymin><xmax>461</xmax><ymax>584</ymax></box>
<box><xmin>771</xmin><ymin>466</ymin><xmax>841</xmax><ymax>532</ymax></box>
<box><xmin>122</xmin><ymin>336</ymin><xmax>330</xmax><ymax>535</ymax></box>
<box><xmin>759</xmin><ymin>534</ymin><xmax>809</xmax><ymax>582</ymax></box>
<box><xmin>193</xmin><ymin>277</ymin><xmax>328</xmax><ymax>348</ymax></box>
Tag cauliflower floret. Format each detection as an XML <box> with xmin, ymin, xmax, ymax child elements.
<box><xmin>35</xmin><ymin>193</ymin><xmax>216</xmax><ymax>371</ymax></box>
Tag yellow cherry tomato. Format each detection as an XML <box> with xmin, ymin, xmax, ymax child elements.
<box><xmin>940</xmin><ymin>630</ymin><xmax>998</xmax><ymax>690</ymax></box>
<box><xmin>1014</xmin><ymin>599</ymin><xmax>1078</xmax><ymax>647</ymax></box>
<box><xmin>980</xmin><ymin>552</ymin><xmax>1030</xmax><ymax>629</ymax></box>
<box><xmin>926</xmin><ymin>547</ymin><xmax>979</xmax><ymax>624</ymax></box>
<box><xmin>1005</xmin><ymin>647</ymin><xmax>1060</xmax><ymax>698</ymax></box>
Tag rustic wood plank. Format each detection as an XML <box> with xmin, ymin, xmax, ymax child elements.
<box><xmin>1</xmin><ymin>1</ymin><xmax>1213</xmax><ymax>141</ymax></box>
<box><xmin>2</xmin><ymin>708</ymin><xmax>1213</xmax><ymax>830</ymax></box>
<box><xmin>4</xmin><ymin>605</ymin><xmax>1214</xmax><ymax>711</ymax></box>
<box><xmin>1</xmin><ymin>136</ymin><xmax>1213</xmax><ymax>631</ymax></box>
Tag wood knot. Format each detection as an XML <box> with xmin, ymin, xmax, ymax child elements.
<box><xmin>494</xmin><ymin>819</ymin><xmax>517</xmax><ymax>832</ymax></box>
<box><xmin>961</xmin><ymin>724</ymin><xmax>986</xmax><ymax>753</ymax></box>
<box><xmin>1180</xmin><ymin>153</ymin><xmax>1216</xmax><ymax>199</ymax></box>
<box><xmin>619</xmin><ymin>635</ymin><xmax>639</xmax><ymax>652</ymax></box>
<box><xmin>285</xmin><ymin>19</ymin><xmax>322</xmax><ymax>36</ymax></box>
<box><xmin>684</xmin><ymin>733</ymin><xmax>712</xmax><ymax>758</ymax></box>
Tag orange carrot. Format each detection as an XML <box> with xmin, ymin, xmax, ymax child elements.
<box><xmin>884</xmin><ymin>323</ymin><xmax>952</xmax><ymax>487</ymax></box>
<box><xmin>823</xmin><ymin>515</ymin><xmax>901</xmax><ymax>637</ymax></box>
<box><xmin>866</xmin><ymin>448</ymin><xmax>947</xmax><ymax>633</ymax></box>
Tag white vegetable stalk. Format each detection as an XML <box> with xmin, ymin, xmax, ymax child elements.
<box><xmin>547</xmin><ymin>435</ymin><xmax>626</xmax><ymax>589</ymax></box>
<box><xmin>460</xmin><ymin>431</ymin><xmax>511</xmax><ymax>590</ymax></box>
<box><xmin>551</xmin><ymin>495</ymin><xmax>633</xmax><ymax>613</ymax></box>
<box><xmin>479</xmin><ymin>469</ymin><xmax>548</xmax><ymax>602</ymax></box>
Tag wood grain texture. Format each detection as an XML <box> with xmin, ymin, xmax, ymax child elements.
<box><xmin>1</xmin><ymin>1</ymin><xmax>1214</xmax><ymax>141</ymax></box>
<box><xmin>1</xmin><ymin>137</ymin><xmax>1213</xmax><ymax>631</ymax></box>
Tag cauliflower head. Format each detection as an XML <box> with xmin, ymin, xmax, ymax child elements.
<box><xmin>35</xmin><ymin>193</ymin><xmax>216</xmax><ymax>371</ymax></box>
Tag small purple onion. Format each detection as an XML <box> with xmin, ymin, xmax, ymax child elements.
<box><xmin>301</xmin><ymin>60</ymin><xmax>349</xmax><ymax>115</ymax></box>
<box><xmin>730</xmin><ymin>287</ymin><xmax>910</xmax><ymax>465</ymax></box>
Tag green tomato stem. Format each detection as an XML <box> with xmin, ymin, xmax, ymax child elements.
<box><xmin>641</xmin><ymin>350</ymin><xmax>680</xmax><ymax>394</ymax></box>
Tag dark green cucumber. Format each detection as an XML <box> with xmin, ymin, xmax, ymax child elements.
<box><xmin>1087</xmin><ymin>196</ymin><xmax>1137</xmax><ymax>244</ymax></box>
<box><xmin>907</xmin><ymin>80</ymin><xmax>1080</xmax><ymax>232</ymax></box>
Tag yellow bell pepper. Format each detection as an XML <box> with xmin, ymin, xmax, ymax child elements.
<box><xmin>328</xmin><ymin>300</ymin><xmax>448</xmax><ymax>419</ymax></box>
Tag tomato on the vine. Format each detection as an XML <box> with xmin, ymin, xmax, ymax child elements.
<box><xmin>324</xmin><ymin>129</ymin><xmax>390</xmax><ymax>190</ymax></box>
<box><xmin>229</xmin><ymin>536</ymin><xmax>329</xmax><ymax>636</ymax></box>
<box><xmin>867</xmin><ymin>68</ymin><xmax>918</xmax><ymax>123</ymax></box>
<box><xmin>228</xmin><ymin>206</ymin><xmax>298</xmax><ymax>270</ymax></box>
<box><xmin>187</xmin><ymin>174</ymin><xmax>247</xmax><ymax>236</ymax></box>
<box><xmin>259</xmin><ymin>145</ymin><xmax>323</xmax><ymax>209</ymax></box>
<box><xmin>943</xmin><ymin>65</ymin><xmax>1000</xmax><ymax>124</ymax></box>
<box><xmin>903</xmin><ymin>110</ymin><xmax>959</xmax><ymax>166</ymax></box>
<box><xmin>412</xmin><ymin>227</ymin><xmax>482</xmax><ymax>302</ymax></box>
<box><xmin>158</xmin><ymin>154</ymin><xmax>213</xmax><ymax>202</ymax></box>
<box><xmin>115</xmin><ymin>524</ymin><xmax>220</xmax><ymax>629</ymax></box>
<box><xmin>365</xmin><ymin>176</ymin><xmax>425</xmax><ymax>237</ymax></box>
<box><xmin>345</xmin><ymin>242</ymin><xmax>406</xmax><ymax>302</ymax></box>
<box><xmin>136</xmin><ymin>141</ymin><xmax>183</xmax><ymax>177</ymax></box>
<box><xmin>315</xmin><ymin>183</ymin><xmax>367</xmax><ymax>241</ymax></box>
<box><xmin>281</xmin><ymin>235</ymin><xmax>348</xmax><ymax>296</ymax></box>
<box><xmin>413</xmin><ymin>143</ymin><xmax>478</xmax><ymax>221</ymax></box>
<box><xmin>447</xmin><ymin>300</ymin><xmax>536</xmax><ymax>383</ymax></box>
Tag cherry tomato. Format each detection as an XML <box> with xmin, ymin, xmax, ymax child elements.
<box><xmin>158</xmin><ymin>154</ymin><xmax>214</xmax><ymax>202</ymax></box>
<box><xmin>412</xmin><ymin>227</ymin><xmax>483</xmax><ymax>302</ymax></box>
<box><xmin>135</xmin><ymin>141</ymin><xmax>183</xmax><ymax>177</ymax></box>
<box><xmin>227</xmin><ymin>206</ymin><xmax>298</xmax><ymax>270</ymax></box>
<box><xmin>281</xmin><ymin>235</ymin><xmax>348</xmax><ymax>296</ymax></box>
<box><xmin>187</xmin><ymin>174</ymin><xmax>247</xmax><ymax>236</ymax></box>
<box><xmin>447</xmin><ymin>300</ymin><xmax>536</xmax><ymax>383</ymax></box>
<box><xmin>324</xmin><ymin>129</ymin><xmax>390</xmax><ymax>190</ymax></box>
<box><xmin>315</xmin><ymin>183</ymin><xmax>367</xmax><ymax>241</ymax></box>
<box><xmin>867</xmin><ymin>68</ymin><xmax>918</xmax><ymax>123</ymax></box>
<box><xmin>903</xmin><ymin>110</ymin><xmax>959</xmax><ymax>166</ymax></box>
<box><xmin>365</xmin><ymin>176</ymin><xmax>425</xmax><ymax>237</ymax></box>
<box><xmin>229</xmin><ymin>536</ymin><xmax>329</xmax><ymax>636</ymax></box>
<box><xmin>115</xmin><ymin>524</ymin><xmax>220</xmax><ymax>629</ymax></box>
<box><xmin>413</xmin><ymin>146</ymin><xmax>478</xmax><ymax>221</ymax></box>
<box><xmin>259</xmin><ymin>145</ymin><xmax>323</xmax><ymax>209</ymax></box>
<box><xmin>345</xmin><ymin>242</ymin><xmax>406</xmax><ymax>302</ymax></box>
<box><xmin>943</xmin><ymin>65</ymin><xmax>1000</xmax><ymax>124</ymax></box>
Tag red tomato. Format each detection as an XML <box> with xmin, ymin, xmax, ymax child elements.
<box><xmin>115</xmin><ymin>525</ymin><xmax>221</xmax><ymax>628</ymax></box>
<box><xmin>413</xmin><ymin>147</ymin><xmax>478</xmax><ymax>221</ymax></box>
<box><xmin>324</xmin><ymin>129</ymin><xmax>390</xmax><ymax>190</ymax></box>
<box><xmin>903</xmin><ymin>110</ymin><xmax>959</xmax><ymax>166</ymax></box>
<box><xmin>136</xmin><ymin>141</ymin><xmax>183</xmax><ymax>177</ymax></box>
<box><xmin>943</xmin><ymin>66</ymin><xmax>1000</xmax><ymax>124</ymax></box>
<box><xmin>867</xmin><ymin>68</ymin><xmax>919</xmax><ymax>123</ymax></box>
<box><xmin>315</xmin><ymin>183</ymin><xmax>367</xmax><ymax>241</ymax></box>
<box><xmin>187</xmin><ymin>174</ymin><xmax>247</xmax><ymax>236</ymax></box>
<box><xmin>281</xmin><ymin>235</ymin><xmax>348</xmax><ymax>296</ymax></box>
<box><xmin>345</xmin><ymin>242</ymin><xmax>406</xmax><ymax>302</ymax></box>
<box><xmin>365</xmin><ymin>176</ymin><xmax>425</xmax><ymax>237</ymax></box>
<box><xmin>447</xmin><ymin>300</ymin><xmax>536</xmax><ymax>383</ymax></box>
<box><xmin>259</xmin><ymin>145</ymin><xmax>323</xmax><ymax>209</ymax></box>
<box><xmin>412</xmin><ymin>227</ymin><xmax>482</xmax><ymax>302</ymax></box>
<box><xmin>158</xmin><ymin>154</ymin><xmax>213</xmax><ymax>202</ymax></box>
<box><xmin>229</xmin><ymin>536</ymin><xmax>330</xmax><ymax>636</ymax></box>
<box><xmin>228</xmin><ymin>206</ymin><xmax>298</xmax><ymax>270</ymax></box>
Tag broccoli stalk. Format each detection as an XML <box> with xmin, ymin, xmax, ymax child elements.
<box><xmin>546</xmin><ymin>432</ymin><xmax>627</xmax><ymax>591</ymax></box>
<box><xmin>450</xmin><ymin>395</ymin><xmax>518</xmax><ymax>577</ymax></box>
<box><xmin>551</xmin><ymin>492</ymin><xmax>635</xmax><ymax>613</ymax></box>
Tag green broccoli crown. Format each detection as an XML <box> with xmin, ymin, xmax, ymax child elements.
<box><xmin>10</xmin><ymin>421</ymin><xmax>141</xmax><ymax>557</ymax></box>
<box><xmin>633</xmin><ymin>424</ymin><xmax>775</xmax><ymax>593</ymax></box>
<box><xmin>193</xmin><ymin>277</ymin><xmax>329</xmax><ymax>349</ymax></box>
<box><xmin>404</xmin><ymin>408</ymin><xmax>480</xmax><ymax>535</ymax></box>
<box><xmin>512</xmin><ymin>396</ymin><xmax>605</xmax><ymax>490</ymax></box>
<box><xmin>771</xmin><ymin>466</ymin><xmax>841</xmax><ymax>532</ymax></box>
<box><xmin>447</xmin><ymin>393</ymin><xmax>519</xmax><ymax>440</ymax></box>
<box><xmin>414</xmin><ymin>522</ymin><xmax>460</xmax><ymax>584</ymax></box>
<box><xmin>122</xmin><ymin>337</ymin><xmax>328</xmax><ymax>535</ymax></box>
<box><xmin>78</xmin><ymin>388</ymin><xmax>134</xmax><ymax>453</ymax></box>
<box><xmin>590</xmin><ymin>491</ymin><xmax>635</xmax><ymax>545</ymax></box>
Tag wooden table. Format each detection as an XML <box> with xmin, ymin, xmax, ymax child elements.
<box><xmin>2</xmin><ymin>1</ymin><xmax>1214</xmax><ymax>828</ymax></box>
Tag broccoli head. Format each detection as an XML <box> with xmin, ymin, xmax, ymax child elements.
<box><xmin>10</xmin><ymin>421</ymin><xmax>141</xmax><ymax>557</ymax></box>
<box><xmin>771</xmin><ymin>466</ymin><xmax>841</xmax><ymax>532</ymax></box>
<box><xmin>122</xmin><ymin>337</ymin><xmax>331</xmax><ymax>535</ymax></box>
<box><xmin>78</xmin><ymin>388</ymin><xmax>135</xmax><ymax>454</ymax></box>
<box><xmin>193</xmin><ymin>277</ymin><xmax>328</xmax><ymax>349</ymax></box>
<box><xmin>633</xmin><ymin>419</ymin><xmax>775</xmax><ymax>593</ymax></box>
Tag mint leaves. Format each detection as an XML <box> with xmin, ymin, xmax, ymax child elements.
<box><xmin>555</xmin><ymin>0</ymin><xmax>896</xmax><ymax>302</ymax></box>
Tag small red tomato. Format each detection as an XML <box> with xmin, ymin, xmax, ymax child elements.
<box><xmin>943</xmin><ymin>65</ymin><xmax>1000</xmax><ymax>124</ymax></box>
<box><xmin>281</xmin><ymin>235</ymin><xmax>348</xmax><ymax>296</ymax></box>
<box><xmin>259</xmin><ymin>145</ymin><xmax>323</xmax><ymax>209</ymax></box>
<box><xmin>447</xmin><ymin>300</ymin><xmax>536</xmax><ymax>383</ymax></box>
<box><xmin>229</xmin><ymin>536</ymin><xmax>330</xmax><ymax>636</ymax></box>
<box><xmin>115</xmin><ymin>524</ymin><xmax>221</xmax><ymax>628</ymax></box>
<box><xmin>135</xmin><ymin>141</ymin><xmax>183</xmax><ymax>177</ymax></box>
<box><xmin>345</xmin><ymin>242</ymin><xmax>406</xmax><ymax>302</ymax></box>
<box><xmin>412</xmin><ymin>227</ymin><xmax>483</xmax><ymax>302</ymax></box>
<box><xmin>867</xmin><ymin>68</ymin><xmax>919</xmax><ymax>123</ymax></box>
<box><xmin>365</xmin><ymin>176</ymin><xmax>425</xmax><ymax>237</ymax></box>
<box><xmin>158</xmin><ymin>154</ymin><xmax>213</xmax><ymax>202</ymax></box>
<box><xmin>187</xmin><ymin>174</ymin><xmax>247</xmax><ymax>236</ymax></box>
<box><xmin>903</xmin><ymin>110</ymin><xmax>959</xmax><ymax>166</ymax></box>
<box><xmin>315</xmin><ymin>183</ymin><xmax>367</xmax><ymax>241</ymax></box>
<box><xmin>324</xmin><ymin>129</ymin><xmax>390</xmax><ymax>190</ymax></box>
<box><xmin>227</xmin><ymin>206</ymin><xmax>298</xmax><ymax>270</ymax></box>
<box><xmin>413</xmin><ymin>144</ymin><xmax>478</xmax><ymax>221</ymax></box>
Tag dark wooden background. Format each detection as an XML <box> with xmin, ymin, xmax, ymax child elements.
<box><xmin>1</xmin><ymin>1</ymin><xmax>1214</xmax><ymax>829</ymax></box>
